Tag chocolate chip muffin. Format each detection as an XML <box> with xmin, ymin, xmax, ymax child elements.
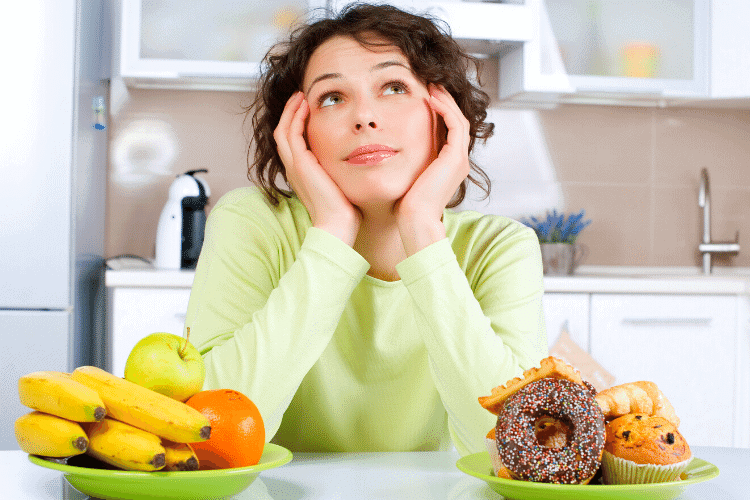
<box><xmin>602</xmin><ymin>413</ymin><xmax>692</xmax><ymax>484</ymax></box>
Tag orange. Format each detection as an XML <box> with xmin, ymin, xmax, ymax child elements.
<box><xmin>185</xmin><ymin>389</ymin><xmax>265</xmax><ymax>470</ymax></box>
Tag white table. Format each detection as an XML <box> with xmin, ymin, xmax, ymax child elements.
<box><xmin>3</xmin><ymin>446</ymin><xmax>748</xmax><ymax>499</ymax></box>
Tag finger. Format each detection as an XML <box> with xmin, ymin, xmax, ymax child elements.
<box><xmin>428</xmin><ymin>91</ymin><xmax>469</xmax><ymax>153</ymax></box>
<box><xmin>429</xmin><ymin>86</ymin><xmax>469</xmax><ymax>142</ymax></box>
<box><xmin>287</xmin><ymin>98</ymin><xmax>313</xmax><ymax>163</ymax></box>
<box><xmin>426</xmin><ymin>88</ymin><xmax>472</xmax><ymax>187</ymax></box>
<box><xmin>274</xmin><ymin>92</ymin><xmax>304</xmax><ymax>161</ymax></box>
<box><xmin>277</xmin><ymin>91</ymin><xmax>304</xmax><ymax>132</ymax></box>
<box><xmin>431</xmin><ymin>85</ymin><xmax>467</xmax><ymax>133</ymax></box>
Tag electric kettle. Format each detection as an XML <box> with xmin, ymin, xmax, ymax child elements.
<box><xmin>154</xmin><ymin>169</ymin><xmax>210</xmax><ymax>269</ymax></box>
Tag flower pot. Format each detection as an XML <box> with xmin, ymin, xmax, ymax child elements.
<box><xmin>540</xmin><ymin>243</ymin><xmax>587</xmax><ymax>275</ymax></box>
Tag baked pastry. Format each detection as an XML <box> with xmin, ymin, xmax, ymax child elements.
<box><xmin>494</xmin><ymin>378</ymin><xmax>605</xmax><ymax>484</ymax></box>
<box><xmin>596</xmin><ymin>381</ymin><xmax>680</xmax><ymax>427</ymax></box>
<box><xmin>479</xmin><ymin>356</ymin><xmax>584</xmax><ymax>415</ymax></box>
<box><xmin>484</xmin><ymin>429</ymin><xmax>512</xmax><ymax>479</ymax></box>
<box><xmin>602</xmin><ymin>413</ymin><xmax>692</xmax><ymax>484</ymax></box>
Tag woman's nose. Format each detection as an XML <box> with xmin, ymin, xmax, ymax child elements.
<box><xmin>355</xmin><ymin>121</ymin><xmax>376</xmax><ymax>131</ymax></box>
<box><xmin>352</xmin><ymin>98</ymin><xmax>378</xmax><ymax>132</ymax></box>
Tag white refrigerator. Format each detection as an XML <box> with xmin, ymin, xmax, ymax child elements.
<box><xmin>0</xmin><ymin>0</ymin><xmax>110</xmax><ymax>449</ymax></box>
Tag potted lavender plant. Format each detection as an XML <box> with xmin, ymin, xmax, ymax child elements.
<box><xmin>521</xmin><ymin>209</ymin><xmax>592</xmax><ymax>275</ymax></box>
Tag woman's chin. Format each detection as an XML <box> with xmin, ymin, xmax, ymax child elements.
<box><xmin>344</xmin><ymin>183</ymin><xmax>411</xmax><ymax>212</ymax></box>
<box><xmin>350</xmin><ymin>190</ymin><xmax>409</xmax><ymax>212</ymax></box>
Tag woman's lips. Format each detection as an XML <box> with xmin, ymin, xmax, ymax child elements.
<box><xmin>345</xmin><ymin>145</ymin><xmax>397</xmax><ymax>165</ymax></box>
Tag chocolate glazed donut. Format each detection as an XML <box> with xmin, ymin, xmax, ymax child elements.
<box><xmin>496</xmin><ymin>378</ymin><xmax>605</xmax><ymax>484</ymax></box>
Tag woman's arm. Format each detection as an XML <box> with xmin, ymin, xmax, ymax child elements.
<box><xmin>395</xmin><ymin>220</ymin><xmax>547</xmax><ymax>456</ymax></box>
<box><xmin>185</xmin><ymin>194</ymin><xmax>369</xmax><ymax>440</ymax></box>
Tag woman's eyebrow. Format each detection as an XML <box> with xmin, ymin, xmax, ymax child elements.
<box><xmin>306</xmin><ymin>73</ymin><xmax>341</xmax><ymax>95</ymax></box>
<box><xmin>305</xmin><ymin>60</ymin><xmax>411</xmax><ymax>95</ymax></box>
<box><xmin>372</xmin><ymin>60</ymin><xmax>410</xmax><ymax>72</ymax></box>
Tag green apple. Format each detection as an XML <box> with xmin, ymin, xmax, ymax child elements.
<box><xmin>124</xmin><ymin>331</ymin><xmax>205</xmax><ymax>402</ymax></box>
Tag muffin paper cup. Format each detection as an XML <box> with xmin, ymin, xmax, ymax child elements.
<box><xmin>602</xmin><ymin>450</ymin><xmax>693</xmax><ymax>484</ymax></box>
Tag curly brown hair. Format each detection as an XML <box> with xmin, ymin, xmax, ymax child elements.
<box><xmin>245</xmin><ymin>2</ymin><xmax>494</xmax><ymax>207</ymax></box>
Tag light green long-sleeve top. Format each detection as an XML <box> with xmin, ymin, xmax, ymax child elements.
<box><xmin>184</xmin><ymin>186</ymin><xmax>547</xmax><ymax>456</ymax></box>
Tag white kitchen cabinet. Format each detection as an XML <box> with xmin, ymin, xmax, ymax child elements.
<box><xmin>115</xmin><ymin>0</ymin><xmax>327</xmax><ymax>90</ymax></box>
<box><xmin>499</xmin><ymin>0</ymin><xmax>711</xmax><ymax>107</ymax></box>
<box><xmin>542</xmin><ymin>293</ymin><xmax>589</xmax><ymax>351</ymax></box>
<box><xmin>107</xmin><ymin>287</ymin><xmax>192</xmax><ymax>378</ymax></box>
<box><xmin>706</xmin><ymin>0</ymin><xmax>750</xmax><ymax>101</ymax></box>
<box><xmin>117</xmin><ymin>0</ymin><xmax>536</xmax><ymax>90</ymax></box>
<box><xmin>328</xmin><ymin>0</ymin><xmax>533</xmax><ymax>55</ymax></box>
<box><xmin>589</xmin><ymin>293</ymin><xmax>745</xmax><ymax>448</ymax></box>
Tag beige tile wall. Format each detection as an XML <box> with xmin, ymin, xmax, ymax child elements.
<box><xmin>106</xmin><ymin>88</ymin><xmax>750</xmax><ymax>268</ymax></box>
<box><xmin>106</xmin><ymin>89</ymin><xmax>251</xmax><ymax>259</ymax></box>
<box><xmin>539</xmin><ymin>105</ymin><xmax>750</xmax><ymax>267</ymax></box>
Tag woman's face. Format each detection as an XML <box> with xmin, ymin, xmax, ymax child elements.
<box><xmin>302</xmin><ymin>35</ymin><xmax>441</xmax><ymax>210</ymax></box>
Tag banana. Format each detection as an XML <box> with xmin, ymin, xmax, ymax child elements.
<box><xmin>162</xmin><ymin>440</ymin><xmax>200</xmax><ymax>471</ymax></box>
<box><xmin>18</xmin><ymin>371</ymin><xmax>106</xmax><ymax>422</ymax></box>
<box><xmin>85</xmin><ymin>418</ymin><xmax>166</xmax><ymax>471</ymax></box>
<box><xmin>71</xmin><ymin>366</ymin><xmax>210</xmax><ymax>443</ymax></box>
<box><xmin>15</xmin><ymin>411</ymin><xmax>88</xmax><ymax>458</ymax></box>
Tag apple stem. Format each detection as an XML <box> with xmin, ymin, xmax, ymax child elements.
<box><xmin>180</xmin><ymin>327</ymin><xmax>190</xmax><ymax>358</ymax></box>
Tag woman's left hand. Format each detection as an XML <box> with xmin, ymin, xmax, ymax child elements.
<box><xmin>396</xmin><ymin>83</ymin><xmax>471</xmax><ymax>256</ymax></box>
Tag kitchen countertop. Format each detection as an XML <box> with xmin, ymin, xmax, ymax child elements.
<box><xmin>544</xmin><ymin>265</ymin><xmax>750</xmax><ymax>294</ymax></box>
<box><xmin>3</xmin><ymin>446</ymin><xmax>747</xmax><ymax>499</ymax></box>
<box><xmin>106</xmin><ymin>260</ymin><xmax>750</xmax><ymax>294</ymax></box>
<box><xmin>106</xmin><ymin>267</ymin><xmax>196</xmax><ymax>288</ymax></box>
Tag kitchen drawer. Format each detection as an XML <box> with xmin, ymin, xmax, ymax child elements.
<box><xmin>590</xmin><ymin>294</ymin><xmax>739</xmax><ymax>447</ymax></box>
<box><xmin>107</xmin><ymin>287</ymin><xmax>191</xmax><ymax>378</ymax></box>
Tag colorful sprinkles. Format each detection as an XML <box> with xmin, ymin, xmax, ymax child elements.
<box><xmin>495</xmin><ymin>378</ymin><xmax>605</xmax><ymax>484</ymax></box>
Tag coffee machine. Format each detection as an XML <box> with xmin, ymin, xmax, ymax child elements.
<box><xmin>154</xmin><ymin>169</ymin><xmax>210</xmax><ymax>269</ymax></box>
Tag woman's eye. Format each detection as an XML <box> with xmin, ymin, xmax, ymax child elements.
<box><xmin>320</xmin><ymin>94</ymin><xmax>342</xmax><ymax>107</ymax></box>
<box><xmin>383</xmin><ymin>83</ymin><xmax>407</xmax><ymax>95</ymax></box>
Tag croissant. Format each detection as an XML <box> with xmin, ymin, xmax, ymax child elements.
<box><xmin>595</xmin><ymin>381</ymin><xmax>680</xmax><ymax>427</ymax></box>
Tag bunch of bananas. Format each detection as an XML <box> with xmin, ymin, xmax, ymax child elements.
<box><xmin>15</xmin><ymin>366</ymin><xmax>211</xmax><ymax>472</ymax></box>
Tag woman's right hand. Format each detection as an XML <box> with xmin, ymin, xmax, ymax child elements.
<box><xmin>274</xmin><ymin>91</ymin><xmax>361</xmax><ymax>247</ymax></box>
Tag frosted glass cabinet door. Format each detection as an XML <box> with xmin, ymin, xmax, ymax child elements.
<box><xmin>542</xmin><ymin>0</ymin><xmax>709</xmax><ymax>98</ymax></box>
<box><xmin>119</xmin><ymin>0</ymin><xmax>327</xmax><ymax>88</ymax></box>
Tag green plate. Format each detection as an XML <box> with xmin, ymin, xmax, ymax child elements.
<box><xmin>456</xmin><ymin>452</ymin><xmax>719</xmax><ymax>500</ymax></box>
<box><xmin>28</xmin><ymin>443</ymin><xmax>292</xmax><ymax>500</ymax></box>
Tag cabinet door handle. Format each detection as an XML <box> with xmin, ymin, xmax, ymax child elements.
<box><xmin>621</xmin><ymin>318</ymin><xmax>712</xmax><ymax>326</ymax></box>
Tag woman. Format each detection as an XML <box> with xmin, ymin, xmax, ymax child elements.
<box><xmin>184</xmin><ymin>3</ymin><xmax>547</xmax><ymax>455</ymax></box>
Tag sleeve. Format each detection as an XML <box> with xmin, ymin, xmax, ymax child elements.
<box><xmin>184</xmin><ymin>203</ymin><xmax>370</xmax><ymax>440</ymax></box>
<box><xmin>394</xmin><ymin>224</ymin><xmax>547</xmax><ymax>456</ymax></box>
